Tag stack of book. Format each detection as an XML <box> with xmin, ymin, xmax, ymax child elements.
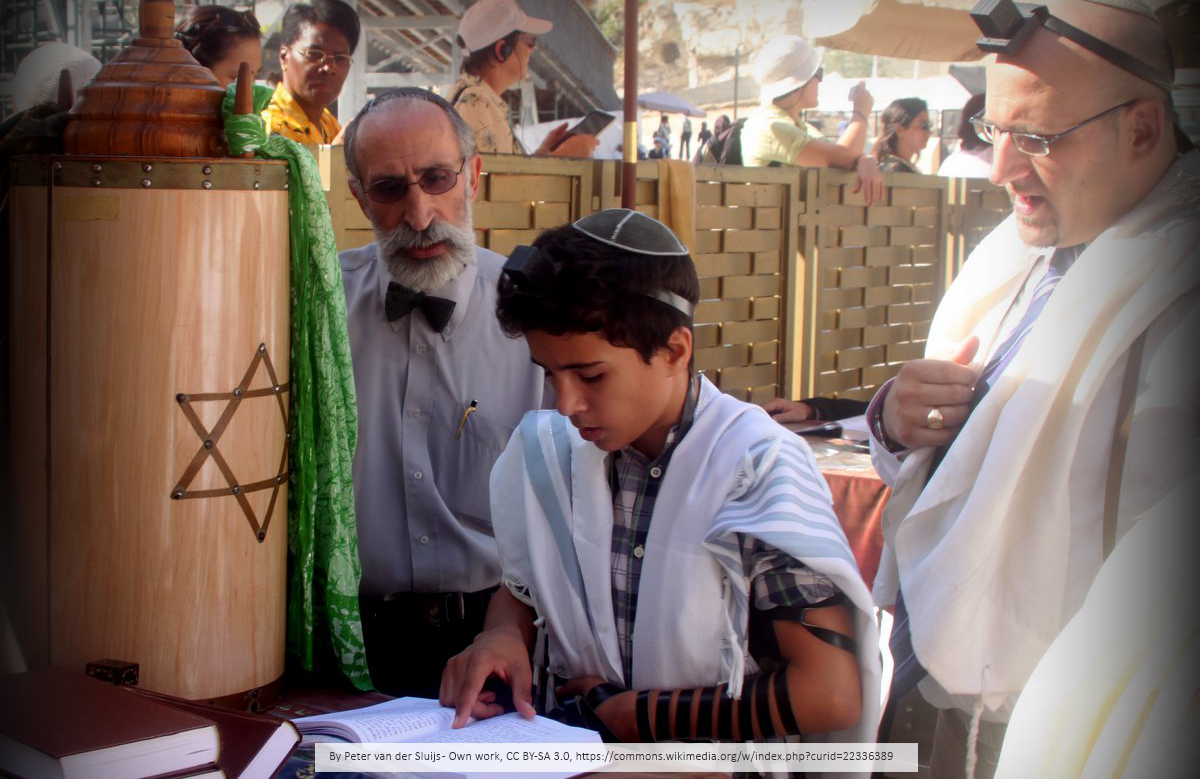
<box><xmin>0</xmin><ymin>668</ymin><xmax>298</xmax><ymax>779</ymax></box>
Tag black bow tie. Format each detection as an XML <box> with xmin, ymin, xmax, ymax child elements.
<box><xmin>385</xmin><ymin>282</ymin><xmax>456</xmax><ymax>333</ymax></box>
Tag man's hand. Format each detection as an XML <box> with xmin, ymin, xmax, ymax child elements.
<box><xmin>762</xmin><ymin>398</ymin><xmax>815</xmax><ymax>422</ymax></box>
<box><xmin>853</xmin><ymin>155</ymin><xmax>885</xmax><ymax>206</ymax></box>
<box><xmin>439</xmin><ymin>624</ymin><xmax>536</xmax><ymax>727</ymax></box>
<box><xmin>881</xmin><ymin>337</ymin><xmax>980</xmax><ymax>449</ymax></box>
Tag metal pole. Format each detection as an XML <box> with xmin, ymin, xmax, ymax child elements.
<box><xmin>733</xmin><ymin>46</ymin><xmax>739</xmax><ymax>121</ymax></box>
<box><xmin>621</xmin><ymin>0</ymin><xmax>637</xmax><ymax>209</ymax></box>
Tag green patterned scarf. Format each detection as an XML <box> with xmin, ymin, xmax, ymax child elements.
<box><xmin>222</xmin><ymin>85</ymin><xmax>370</xmax><ymax>690</ymax></box>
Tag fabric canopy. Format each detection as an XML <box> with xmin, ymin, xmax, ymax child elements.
<box><xmin>805</xmin><ymin>0</ymin><xmax>986</xmax><ymax>62</ymax></box>
<box><xmin>636</xmin><ymin>90</ymin><xmax>707</xmax><ymax>118</ymax></box>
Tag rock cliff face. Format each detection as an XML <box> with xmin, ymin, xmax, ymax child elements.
<box><xmin>596</xmin><ymin>0</ymin><xmax>806</xmax><ymax>94</ymax></box>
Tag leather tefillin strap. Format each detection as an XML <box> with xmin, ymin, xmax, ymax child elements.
<box><xmin>674</xmin><ymin>688</ymin><xmax>695</xmax><ymax>740</ymax></box>
<box><xmin>635</xmin><ymin>689</ymin><xmax>654</xmax><ymax>742</ymax></box>
<box><xmin>634</xmin><ymin>671</ymin><xmax>799</xmax><ymax>742</ymax></box>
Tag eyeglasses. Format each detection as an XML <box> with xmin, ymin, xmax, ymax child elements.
<box><xmin>362</xmin><ymin>159</ymin><xmax>467</xmax><ymax>204</ymax></box>
<box><xmin>970</xmin><ymin>99</ymin><xmax>1137</xmax><ymax>157</ymax></box>
<box><xmin>289</xmin><ymin>46</ymin><xmax>353</xmax><ymax>68</ymax></box>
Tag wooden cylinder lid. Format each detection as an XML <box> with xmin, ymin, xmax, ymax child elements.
<box><xmin>64</xmin><ymin>0</ymin><xmax>228</xmax><ymax>157</ymax></box>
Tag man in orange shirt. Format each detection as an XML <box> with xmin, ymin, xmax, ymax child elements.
<box><xmin>262</xmin><ymin>0</ymin><xmax>360</xmax><ymax>144</ymax></box>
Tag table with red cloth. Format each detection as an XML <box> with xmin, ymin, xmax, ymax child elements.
<box><xmin>810</xmin><ymin>439</ymin><xmax>889</xmax><ymax>590</ymax></box>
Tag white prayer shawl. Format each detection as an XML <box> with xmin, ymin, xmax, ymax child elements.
<box><xmin>877</xmin><ymin>151</ymin><xmax>1200</xmax><ymax>711</ymax></box>
<box><xmin>490</xmin><ymin>376</ymin><xmax>882</xmax><ymax>746</ymax></box>
<box><xmin>994</xmin><ymin>473</ymin><xmax>1200</xmax><ymax>778</ymax></box>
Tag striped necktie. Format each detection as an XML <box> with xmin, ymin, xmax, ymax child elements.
<box><xmin>878</xmin><ymin>244</ymin><xmax>1081</xmax><ymax>740</ymax></box>
<box><xmin>971</xmin><ymin>245</ymin><xmax>1080</xmax><ymax>408</ymax></box>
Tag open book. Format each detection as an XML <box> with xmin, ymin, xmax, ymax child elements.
<box><xmin>291</xmin><ymin>696</ymin><xmax>600</xmax><ymax>745</ymax></box>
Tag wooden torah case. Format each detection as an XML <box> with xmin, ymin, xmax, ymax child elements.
<box><xmin>8</xmin><ymin>156</ymin><xmax>290</xmax><ymax>703</ymax></box>
<box><xmin>64</xmin><ymin>0</ymin><xmax>227</xmax><ymax>157</ymax></box>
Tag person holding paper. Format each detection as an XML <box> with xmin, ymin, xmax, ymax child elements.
<box><xmin>339</xmin><ymin>88</ymin><xmax>547</xmax><ymax>697</ymax></box>
<box><xmin>441</xmin><ymin>210</ymin><xmax>880</xmax><ymax>746</ymax></box>
<box><xmin>448</xmin><ymin>0</ymin><xmax>598</xmax><ymax>158</ymax></box>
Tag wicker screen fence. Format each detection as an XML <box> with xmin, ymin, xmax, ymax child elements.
<box><xmin>318</xmin><ymin>149</ymin><xmax>1010</xmax><ymax>405</ymax></box>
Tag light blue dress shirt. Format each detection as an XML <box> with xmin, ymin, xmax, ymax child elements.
<box><xmin>342</xmin><ymin>242</ymin><xmax>546</xmax><ymax>597</ymax></box>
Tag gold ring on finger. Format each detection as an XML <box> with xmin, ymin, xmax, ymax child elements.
<box><xmin>926</xmin><ymin>407</ymin><xmax>945</xmax><ymax>430</ymax></box>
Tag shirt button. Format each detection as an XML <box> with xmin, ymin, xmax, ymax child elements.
<box><xmin>410</xmin><ymin>409</ymin><xmax>420</xmax><ymax>418</ymax></box>
<box><xmin>417</xmin><ymin>343</ymin><xmax>429</xmax><ymax>353</ymax></box>
<box><xmin>419</xmin><ymin>535</ymin><xmax>429</xmax><ymax>545</ymax></box>
<box><xmin>413</xmin><ymin>470</ymin><xmax>424</xmax><ymax>480</ymax></box>
<box><xmin>649</xmin><ymin>466</ymin><xmax>663</xmax><ymax>479</ymax></box>
<box><xmin>633</xmin><ymin>545</ymin><xmax>645</xmax><ymax>559</ymax></box>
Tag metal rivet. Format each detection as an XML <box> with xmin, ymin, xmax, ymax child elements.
<box><xmin>91</xmin><ymin>178</ymin><xmax>101</xmax><ymax>187</ymax></box>
<box><xmin>275</xmin><ymin>475</ymin><xmax>284</xmax><ymax>484</ymax></box>
<box><xmin>274</xmin><ymin>385</ymin><xmax>282</xmax><ymax>394</ymax></box>
<box><xmin>231</xmin><ymin>485</ymin><xmax>241</xmax><ymax>495</ymax></box>
<box><xmin>141</xmin><ymin>179</ymin><xmax>151</xmax><ymax>188</ymax></box>
<box><xmin>202</xmin><ymin>165</ymin><xmax>212</xmax><ymax>175</ymax></box>
<box><xmin>52</xmin><ymin>161</ymin><xmax>63</xmax><ymax>170</ymax></box>
<box><xmin>203</xmin><ymin>439</ymin><xmax>214</xmax><ymax>449</ymax></box>
<box><xmin>176</xmin><ymin>393</ymin><xmax>188</xmax><ymax>403</ymax></box>
<box><xmin>142</xmin><ymin>163</ymin><xmax>152</xmax><ymax>172</ymax></box>
<box><xmin>253</xmin><ymin>181</ymin><xmax>261</xmax><ymax>190</ymax></box>
<box><xmin>91</xmin><ymin>163</ymin><xmax>102</xmax><ymax>172</ymax></box>
<box><xmin>201</xmin><ymin>180</ymin><xmax>213</xmax><ymax>189</ymax></box>
<box><xmin>233</xmin><ymin>388</ymin><xmax>244</xmax><ymax>397</ymax></box>
<box><xmin>258</xmin><ymin>343</ymin><xmax>266</xmax><ymax>353</ymax></box>
<box><xmin>283</xmin><ymin>181</ymin><xmax>289</xmax><ymax>189</ymax></box>
<box><xmin>171</xmin><ymin>490</ymin><xmax>185</xmax><ymax>500</ymax></box>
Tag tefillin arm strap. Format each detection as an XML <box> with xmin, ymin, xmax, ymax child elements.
<box><xmin>633</xmin><ymin>672</ymin><xmax>798</xmax><ymax>742</ymax></box>
<box><xmin>631</xmin><ymin>594</ymin><xmax>855</xmax><ymax>742</ymax></box>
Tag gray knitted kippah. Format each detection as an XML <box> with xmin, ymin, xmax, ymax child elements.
<box><xmin>569</xmin><ymin>209</ymin><xmax>694</xmax><ymax>317</ymax></box>
<box><xmin>571</xmin><ymin>208</ymin><xmax>690</xmax><ymax>257</ymax></box>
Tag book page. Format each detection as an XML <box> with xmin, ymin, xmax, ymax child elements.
<box><xmin>293</xmin><ymin>698</ymin><xmax>601</xmax><ymax>747</ymax></box>
<box><xmin>414</xmin><ymin>712</ymin><xmax>601</xmax><ymax>744</ymax></box>
<box><xmin>293</xmin><ymin>697</ymin><xmax>453</xmax><ymax>743</ymax></box>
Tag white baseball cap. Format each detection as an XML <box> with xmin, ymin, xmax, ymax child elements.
<box><xmin>458</xmin><ymin>0</ymin><xmax>553</xmax><ymax>53</ymax></box>
<box><xmin>752</xmin><ymin>35</ymin><xmax>823</xmax><ymax>104</ymax></box>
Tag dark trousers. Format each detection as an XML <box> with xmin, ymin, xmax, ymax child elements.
<box><xmin>359</xmin><ymin>587</ymin><xmax>496</xmax><ymax>698</ymax></box>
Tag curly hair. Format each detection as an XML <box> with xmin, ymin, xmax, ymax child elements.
<box><xmin>496</xmin><ymin>224</ymin><xmax>700</xmax><ymax>364</ymax></box>
<box><xmin>174</xmin><ymin>5</ymin><xmax>261</xmax><ymax>70</ymax></box>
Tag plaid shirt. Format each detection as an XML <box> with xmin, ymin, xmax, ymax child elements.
<box><xmin>610</xmin><ymin>430</ymin><xmax>837</xmax><ymax>686</ymax></box>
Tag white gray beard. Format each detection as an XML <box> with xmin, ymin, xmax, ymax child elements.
<box><xmin>376</xmin><ymin>204</ymin><xmax>476</xmax><ymax>293</ymax></box>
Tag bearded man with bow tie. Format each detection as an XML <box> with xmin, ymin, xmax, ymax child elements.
<box><xmin>339</xmin><ymin>88</ymin><xmax>546</xmax><ymax>697</ymax></box>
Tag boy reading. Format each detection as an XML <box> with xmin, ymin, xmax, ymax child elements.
<box><xmin>441</xmin><ymin>209</ymin><xmax>880</xmax><ymax>744</ymax></box>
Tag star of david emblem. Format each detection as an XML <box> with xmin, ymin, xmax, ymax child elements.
<box><xmin>170</xmin><ymin>343</ymin><xmax>289</xmax><ymax>542</ymax></box>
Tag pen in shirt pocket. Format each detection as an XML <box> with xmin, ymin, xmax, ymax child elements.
<box><xmin>456</xmin><ymin>399</ymin><xmax>478</xmax><ymax>439</ymax></box>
